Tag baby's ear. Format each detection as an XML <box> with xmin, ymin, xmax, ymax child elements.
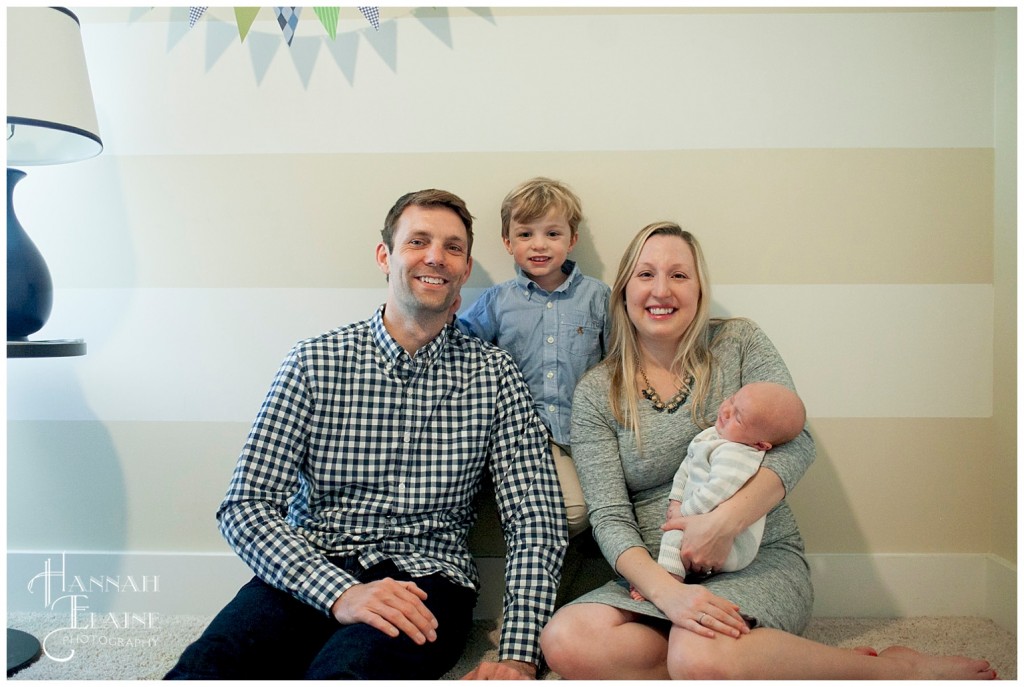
<box><xmin>755</xmin><ymin>441</ymin><xmax>773</xmax><ymax>452</ymax></box>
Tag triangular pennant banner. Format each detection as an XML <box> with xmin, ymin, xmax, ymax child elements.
<box><xmin>314</xmin><ymin>7</ymin><xmax>340</xmax><ymax>40</ymax></box>
<box><xmin>358</xmin><ymin>6</ymin><xmax>380</xmax><ymax>31</ymax></box>
<box><xmin>274</xmin><ymin>6</ymin><xmax>301</xmax><ymax>46</ymax></box>
<box><xmin>234</xmin><ymin>7</ymin><xmax>260</xmax><ymax>42</ymax></box>
<box><xmin>188</xmin><ymin>7</ymin><xmax>208</xmax><ymax>28</ymax></box>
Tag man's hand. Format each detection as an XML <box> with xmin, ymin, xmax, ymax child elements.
<box><xmin>330</xmin><ymin>578</ymin><xmax>438</xmax><ymax>645</ymax></box>
<box><xmin>461</xmin><ymin>659</ymin><xmax>536</xmax><ymax>680</ymax></box>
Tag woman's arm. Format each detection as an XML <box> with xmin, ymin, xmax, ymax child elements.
<box><xmin>661</xmin><ymin>319</ymin><xmax>814</xmax><ymax>570</ymax></box>
<box><xmin>616</xmin><ymin>547</ymin><xmax>749</xmax><ymax>638</ymax></box>
<box><xmin>570</xmin><ymin>369</ymin><xmax>648</xmax><ymax>567</ymax></box>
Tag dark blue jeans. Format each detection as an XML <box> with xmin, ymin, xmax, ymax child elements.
<box><xmin>165</xmin><ymin>558</ymin><xmax>477</xmax><ymax>680</ymax></box>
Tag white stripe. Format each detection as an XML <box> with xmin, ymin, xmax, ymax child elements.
<box><xmin>10</xmin><ymin>284</ymin><xmax>991</xmax><ymax>422</ymax></box>
<box><xmin>713</xmin><ymin>284</ymin><xmax>993</xmax><ymax>418</ymax></box>
<box><xmin>79</xmin><ymin>10</ymin><xmax>995</xmax><ymax>155</ymax></box>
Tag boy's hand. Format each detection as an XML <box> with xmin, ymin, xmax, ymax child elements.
<box><xmin>666</xmin><ymin>499</ymin><xmax>682</xmax><ymax>521</ymax></box>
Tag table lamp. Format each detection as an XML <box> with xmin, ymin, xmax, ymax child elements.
<box><xmin>6</xmin><ymin>7</ymin><xmax>101</xmax><ymax>674</ymax></box>
<box><xmin>7</xmin><ymin>6</ymin><xmax>102</xmax><ymax>345</ymax></box>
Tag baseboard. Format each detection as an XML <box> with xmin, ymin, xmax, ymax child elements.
<box><xmin>8</xmin><ymin>551</ymin><xmax>1017</xmax><ymax>629</ymax></box>
<box><xmin>807</xmin><ymin>553</ymin><xmax>1016</xmax><ymax>630</ymax></box>
<box><xmin>984</xmin><ymin>553</ymin><xmax>1017</xmax><ymax>632</ymax></box>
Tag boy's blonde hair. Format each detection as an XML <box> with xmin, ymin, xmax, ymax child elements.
<box><xmin>500</xmin><ymin>177</ymin><xmax>583</xmax><ymax>240</ymax></box>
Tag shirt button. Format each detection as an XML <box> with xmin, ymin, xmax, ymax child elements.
<box><xmin>546</xmin><ymin>302</ymin><xmax>553</xmax><ymax>309</ymax></box>
<box><xmin>548</xmin><ymin>404</ymin><xmax>557</xmax><ymax>412</ymax></box>
<box><xmin>403</xmin><ymin>434</ymin><xmax>410</xmax><ymax>443</ymax></box>
<box><xmin>547</xmin><ymin>336</ymin><xmax>554</xmax><ymax>344</ymax></box>
<box><xmin>546</xmin><ymin>371</ymin><xmax>554</xmax><ymax>379</ymax></box>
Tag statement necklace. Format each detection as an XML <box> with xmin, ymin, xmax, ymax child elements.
<box><xmin>637</xmin><ymin>360</ymin><xmax>693</xmax><ymax>414</ymax></box>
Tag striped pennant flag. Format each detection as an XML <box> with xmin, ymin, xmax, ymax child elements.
<box><xmin>314</xmin><ymin>7</ymin><xmax>340</xmax><ymax>40</ymax></box>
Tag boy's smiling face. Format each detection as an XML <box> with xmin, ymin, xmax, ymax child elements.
<box><xmin>503</xmin><ymin>206</ymin><xmax>578</xmax><ymax>292</ymax></box>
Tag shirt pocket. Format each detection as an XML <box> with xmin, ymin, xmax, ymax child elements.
<box><xmin>558</xmin><ymin>310</ymin><xmax>603</xmax><ymax>358</ymax></box>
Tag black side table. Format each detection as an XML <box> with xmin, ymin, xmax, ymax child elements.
<box><xmin>7</xmin><ymin>338</ymin><xmax>86</xmax><ymax>676</ymax></box>
<box><xmin>8</xmin><ymin>338</ymin><xmax>86</xmax><ymax>358</ymax></box>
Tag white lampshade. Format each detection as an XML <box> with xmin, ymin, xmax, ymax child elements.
<box><xmin>7</xmin><ymin>7</ymin><xmax>103</xmax><ymax>166</ymax></box>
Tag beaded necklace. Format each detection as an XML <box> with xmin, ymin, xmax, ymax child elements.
<box><xmin>636</xmin><ymin>361</ymin><xmax>693</xmax><ymax>414</ymax></box>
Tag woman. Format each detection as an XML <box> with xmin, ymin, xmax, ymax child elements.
<box><xmin>539</xmin><ymin>222</ymin><xmax>996</xmax><ymax>680</ymax></box>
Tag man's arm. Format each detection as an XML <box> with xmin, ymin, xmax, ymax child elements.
<box><xmin>461</xmin><ymin>659</ymin><xmax>536</xmax><ymax>680</ymax></box>
<box><xmin>473</xmin><ymin>357</ymin><xmax>568</xmax><ymax>673</ymax></box>
<box><xmin>217</xmin><ymin>348</ymin><xmax>360</xmax><ymax>614</ymax></box>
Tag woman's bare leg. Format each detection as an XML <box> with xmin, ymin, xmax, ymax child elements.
<box><xmin>666</xmin><ymin>625</ymin><xmax>996</xmax><ymax>680</ymax></box>
<box><xmin>541</xmin><ymin>603</ymin><xmax>670</xmax><ymax>679</ymax></box>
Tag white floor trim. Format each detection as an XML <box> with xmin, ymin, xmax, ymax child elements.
<box><xmin>7</xmin><ymin>551</ymin><xmax>1016</xmax><ymax>630</ymax></box>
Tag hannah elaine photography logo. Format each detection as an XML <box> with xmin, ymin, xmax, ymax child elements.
<box><xmin>27</xmin><ymin>553</ymin><xmax>162</xmax><ymax>662</ymax></box>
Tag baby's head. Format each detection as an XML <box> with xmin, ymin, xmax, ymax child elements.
<box><xmin>714</xmin><ymin>382</ymin><xmax>805</xmax><ymax>451</ymax></box>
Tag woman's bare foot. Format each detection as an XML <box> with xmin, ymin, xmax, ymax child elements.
<box><xmin>629</xmin><ymin>585</ymin><xmax>647</xmax><ymax>602</ymax></box>
<box><xmin>877</xmin><ymin>645</ymin><xmax>997</xmax><ymax>679</ymax></box>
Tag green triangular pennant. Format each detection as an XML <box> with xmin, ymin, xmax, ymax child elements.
<box><xmin>234</xmin><ymin>7</ymin><xmax>260</xmax><ymax>42</ymax></box>
<box><xmin>314</xmin><ymin>7</ymin><xmax>340</xmax><ymax>40</ymax></box>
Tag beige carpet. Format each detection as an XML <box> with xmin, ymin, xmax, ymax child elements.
<box><xmin>7</xmin><ymin>612</ymin><xmax>1015</xmax><ymax>680</ymax></box>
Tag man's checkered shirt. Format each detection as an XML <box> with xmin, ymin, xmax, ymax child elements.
<box><xmin>217</xmin><ymin>306</ymin><xmax>568</xmax><ymax>665</ymax></box>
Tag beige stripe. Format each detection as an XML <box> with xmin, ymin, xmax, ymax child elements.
<box><xmin>31</xmin><ymin>148</ymin><xmax>992</xmax><ymax>288</ymax></box>
<box><xmin>791</xmin><ymin>418</ymin><xmax>993</xmax><ymax>554</ymax></box>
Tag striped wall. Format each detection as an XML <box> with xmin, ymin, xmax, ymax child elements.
<box><xmin>7</xmin><ymin>8</ymin><xmax>1015</xmax><ymax>616</ymax></box>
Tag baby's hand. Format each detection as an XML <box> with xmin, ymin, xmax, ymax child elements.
<box><xmin>666</xmin><ymin>500</ymin><xmax>682</xmax><ymax>521</ymax></box>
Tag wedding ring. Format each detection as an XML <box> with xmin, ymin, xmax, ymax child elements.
<box><xmin>704</xmin><ymin>568</ymin><xmax>713</xmax><ymax>575</ymax></box>
<box><xmin>697</xmin><ymin>612</ymin><xmax>706</xmax><ymax>625</ymax></box>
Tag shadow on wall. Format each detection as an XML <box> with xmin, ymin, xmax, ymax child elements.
<box><xmin>8</xmin><ymin>376</ymin><xmax>129</xmax><ymax>614</ymax></box>
<box><xmin>571</xmin><ymin>220</ymin><xmax>606</xmax><ymax>284</ymax></box>
<box><xmin>7</xmin><ymin>376</ymin><xmax>127</xmax><ymax>551</ymax></box>
<box><xmin>710</xmin><ymin>297</ymin><xmax>899</xmax><ymax>615</ymax></box>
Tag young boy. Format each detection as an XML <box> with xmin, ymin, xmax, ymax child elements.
<box><xmin>632</xmin><ymin>382</ymin><xmax>806</xmax><ymax>600</ymax></box>
<box><xmin>458</xmin><ymin>177</ymin><xmax>609</xmax><ymax>538</ymax></box>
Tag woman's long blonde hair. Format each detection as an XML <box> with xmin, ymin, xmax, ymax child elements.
<box><xmin>604</xmin><ymin>222</ymin><xmax>716</xmax><ymax>444</ymax></box>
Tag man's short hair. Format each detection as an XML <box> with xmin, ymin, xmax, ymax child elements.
<box><xmin>381</xmin><ymin>189</ymin><xmax>475</xmax><ymax>255</ymax></box>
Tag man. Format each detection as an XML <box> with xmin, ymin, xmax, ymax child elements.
<box><xmin>166</xmin><ymin>189</ymin><xmax>567</xmax><ymax>680</ymax></box>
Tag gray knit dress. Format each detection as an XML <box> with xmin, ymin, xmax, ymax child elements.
<box><xmin>567</xmin><ymin>318</ymin><xmax>814</xmax><ymax>634</ymax></box>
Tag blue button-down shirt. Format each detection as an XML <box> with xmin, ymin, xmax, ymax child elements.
<box><xmin>458</xmin><ymin>260</ymin><xmax>610</xmax><ymax>447</ymax></box>
<box><xmin>218</xmin><ymin>306</ymin><xmax>567</xmax><ymax>665</ymax></box>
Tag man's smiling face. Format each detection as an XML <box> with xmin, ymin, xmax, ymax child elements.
<box><xmin>377</xmin><ymin>204</ymin><xmax>472</xmax><ymax>322</ymax></box>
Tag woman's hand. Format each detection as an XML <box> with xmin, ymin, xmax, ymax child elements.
<box><xmin>649</xmin><ymin>577</ymin><xmax>750</xmax><ymax>639</ymax></box>
<box><xmin>661</xmin><ymin>508</ymin><xmax>737</xmax><ymax>575</ymax></box>
<box><xmin>616</xmin><ymin>547</ymin><xmax>749</xmax><ymax>640</ymax></box>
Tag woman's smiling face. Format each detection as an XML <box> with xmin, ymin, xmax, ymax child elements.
<box><xmin>625</xmin><ymin>233</ymin><xmax>702</xmax><ymax>347</ymax></box>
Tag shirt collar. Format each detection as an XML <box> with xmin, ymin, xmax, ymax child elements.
<box><xmin>513</xmin><ymin>259</ymin><xmax>581</xmax><ymax>295</ymax></box>
<box><xmin>371</xmin><ymin>305</ymin><xmax>449</xmax><ymax>369</ymax></box>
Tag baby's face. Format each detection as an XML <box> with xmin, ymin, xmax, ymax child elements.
<box><xmin>714</xmin><ymin>387</ymin><xmax>769</xmax><ymax>448</ymax></box>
